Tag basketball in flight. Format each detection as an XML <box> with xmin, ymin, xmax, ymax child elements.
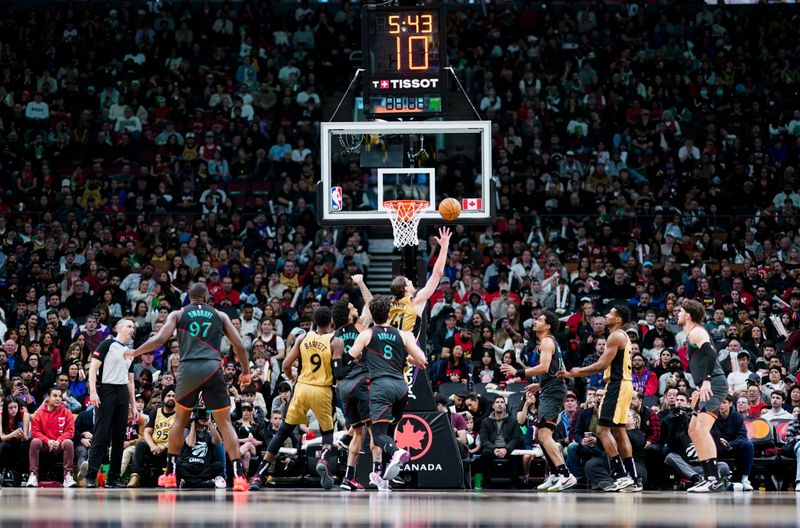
<box><xmin>438</xmin><ymin>198</ymin><xmax>462</xmax><ymax>221</ymax></box>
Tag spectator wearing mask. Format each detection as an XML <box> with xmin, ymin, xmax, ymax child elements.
<box><xmin>26</xmin><ymin>387</ymin><xmax>76</xmax><ymax>488</ymax></box>
<box><xmin>712</xmin><ymin>395</ymin><xmax>754</xmax><ymax>491</ymax></box>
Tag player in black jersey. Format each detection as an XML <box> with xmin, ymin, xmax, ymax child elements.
<box><xmin>679</xmin><ymin>299</ymin><xmax>729</xmax><ymax>493</ymax></box>
<box><xmin>125</xmin><ymin>283</ymin><xmax>252</xmax><ymax>492</ymax></box>
<box><xmin>500</xmin><ymin>310</ymin><xmax>576</xmax><ymax>492</ymax></box>
<box><xmin>347</xmin><ymin>296</ymin><xmax>428</xmax><ymax>492</ymax></box>
<box><xmin>331</xmin><ymin>288</ymin><xmax>373</xmax><ymax>491</ymax></box>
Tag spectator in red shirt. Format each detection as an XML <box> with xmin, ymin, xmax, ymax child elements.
<box><xmin>27</xmin><ymin>387</ymin><xmax>76</xmax><ymax>488</ymax></box>
<box><xmin>746</xmin><ymin>379</ymin><xmax>769</xmax><ymax>418</ymax></box>
<box><xmin>212</xmin><ymin>276</ymin><xmax>240</xmax><ymax>310</ymax></box>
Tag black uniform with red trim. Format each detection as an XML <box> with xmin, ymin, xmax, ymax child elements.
<box><xmin>363</xmin><ymin>326</ymin><xmax>409</xmax><ymax>424</ymax></box>
<box><xmin>534</xmin><ymin>336</ymin><xmax>567</xmax><ymax>428</ymax></box>
<box><xmin>335</xmin><ymin>324</ymin><xmax>371</xmax><ymax>427</ymax></box>
<box><xmin>174</xmin><ymin>303</ymin><xmax>229</xmax><ymax>411</ymax></box>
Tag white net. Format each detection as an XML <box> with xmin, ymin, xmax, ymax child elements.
<box><xmin>384</xmin><ymin>200</ymin><xmax>430</xmax><ymax>248</ymax></box>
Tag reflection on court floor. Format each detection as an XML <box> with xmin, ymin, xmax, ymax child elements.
<box><xmin>0</xmin><ymin>489</ymin><xmax>799</xmax><ymax>527</ymax></box>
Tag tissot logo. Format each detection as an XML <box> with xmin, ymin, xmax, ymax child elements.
<box><xmin>372</xmin><ymin>78</ymin><xmax>439</xmax><ymax>89</ymax></box>
<box><xmin>394</xmin><ymin>413</ymin><xmax>432</xmax><ymax>461</ymax></box>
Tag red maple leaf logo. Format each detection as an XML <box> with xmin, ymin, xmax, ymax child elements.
<box><xmin>395</xmin><ymin>421</ymin><xmax>427</xmax><ymax>452</ymax></box>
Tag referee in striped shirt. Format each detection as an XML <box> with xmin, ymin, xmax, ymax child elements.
<box><xmin>85</xmin><ymin>319</ymin><xmax>138</xmax><ymax>488</ymax></box>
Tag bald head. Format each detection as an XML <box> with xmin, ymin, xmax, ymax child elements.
<box><xmin>189</xmin><ymin>282</ymin><xmax>209</xmax><ymax>303</ymax></box>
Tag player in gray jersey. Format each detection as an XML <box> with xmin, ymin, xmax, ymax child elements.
<box><xmin>501</xmin><ymin>310</ymin><xmax>576</xmax><ymax>492</ymax></box>
<box><xmin>347</xmin><ymin>296</ymin><xmax>428</xmax><ymax>492</ymax></box>
<box><xmin>331</xmin><ymin>287</ymin><xmax>373</xmax><ymax>492</ymax></box>
<box><xmin>125</xmin><ymin>283</ymin><xmax>252</xmax><ymax>492</ymax></box>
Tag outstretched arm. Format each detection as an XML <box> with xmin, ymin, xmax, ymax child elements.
<box><xmin>562</xmin><ymin>331</ymin><xmax>621</xmax><ymax>378</ymax></box>
<box><xmin>413</xmin><ymin>227</ymin><xmax>452</xmax><ymax>315</ymax></box>
<box><xmin>501</xmin><ymin>337</ymin><xmax>554</xmax><ymax>379</ymax></box>
<box><xmin>125</xmin><ymin>311</ymin><xmax>180</xmax><ymax>360</ymax></box>
<box><xmin>352</xmin><ymin>274</ymin><xmax>373</xmax><ymax>330</ymax></box>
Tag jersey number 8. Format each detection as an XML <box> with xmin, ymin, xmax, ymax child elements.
<box><xmin>383</xmin><ymin>344</ymin><xmax>393</xmax><ymax>360</ymax></box>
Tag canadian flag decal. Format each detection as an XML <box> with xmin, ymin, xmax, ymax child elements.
<box><xmin>462</xmin><ymin>198</ymin><xmax>482</xmax><ymax>210</ymax></box>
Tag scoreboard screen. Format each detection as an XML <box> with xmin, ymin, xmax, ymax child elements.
<box><xmin>363</xmin><ymin>6</ymin><xmax>446</xmax><ymax>119</ymax></box>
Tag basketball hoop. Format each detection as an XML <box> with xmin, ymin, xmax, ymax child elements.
<box><xmin>384</xmin><ymin>200</ymin><xmax>429</xmax><ymax>248</ymax></box>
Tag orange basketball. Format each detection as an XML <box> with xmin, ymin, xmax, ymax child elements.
<box><xmin>439</xmin><ymin>198</ymin><xmax>462</xmax><ymax>221</ymax></box>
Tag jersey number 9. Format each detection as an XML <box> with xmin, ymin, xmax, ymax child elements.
<box><xmin>309</xmin><ymin>353</ymin><xmax>322</xmax><ymax>372</ymax></box>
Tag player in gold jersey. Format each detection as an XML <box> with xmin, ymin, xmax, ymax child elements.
<box><xmin>561</xmin><ymin>305</ymin><xmax>641</xmax><ymax>492</ymax></box>
<box><xmin>249</xmin><ymin>307</ymin><xmax>344</xmax><ymax>491</ymax></box>
<box><xmin>388</xmin><ymin>227</ymin><xmax>451</xmax><ymax>336</ymax></box>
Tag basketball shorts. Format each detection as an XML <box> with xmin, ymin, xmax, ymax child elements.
<box><xmin>537</xmin><ymin>383</ymin><xmax>567</xmax><ymax>429</ymax></box>
<box><xmin>285</xmin><ymin>382</ymin><xmax>335</xmax><ymax>431</ymax></box>
<box><xmin>369</xmin><ymin>377</ymin><xmax>408</xmax><ymax>424</ymax></box>
<box><xmin>338</xmin><ymin>374</ymin><xmax>371</xmax><ymax>428</ymax></box>
<box><xmin>175</xmin><ymin>359</ymin><xmax>228</xmax><ymax>411</ymax></box>
<box><xmin>599</xmin><ymin>380</ymin><xmax>633</xmax><ymax>427</ymax></box>
<box><xmin>698</xmin><ymin>375</ymin><xmax>729</xmax><ymax>418</ymax></box>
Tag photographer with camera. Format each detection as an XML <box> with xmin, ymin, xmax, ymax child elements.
<box><xmin>662</xmin><ymin>393</ymin><xmax>732</xmax><ymax>488</ymax></box>
<box><xmin>178</xmin><ymin>407</ymin><xmax>225</xmax><ymax>489</ymax></box>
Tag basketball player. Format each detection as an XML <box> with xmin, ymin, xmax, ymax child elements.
<box><xmin>347</xmin><ymin>296</ymin><xmax>428</xmax><ymax>491</ymax></box>
<box><xmin>249</xmin><ymin>307</ymin><xmax>343</xmax><ymax>491</ymax></box>
<box><xmin>679</xmin><ymin>299</ymin><xmax>729</xmax><ymax>493</ymax></box>
<box><xmin>332</xmin><ymin>295</ymin><xmax>373</xmax><ymax>491</ymax></box>
<box><xmin>500</xmin><ymin>310</ymin><xmax>576</xmax><ymax>491</ymax></box>
<box><xmin>560</xmin><ymin>305</ymin><xmax>640</xmax><ymax>492</ymax></box>
<box><xmin>124</xmin><ymin>283</ymin><xmax>252</xmax><ymax>491</ymax></box>
<box><xmin>388</xmin><ymin>227</ymin><xmax>451</xmax><ymax>336</ymax></box>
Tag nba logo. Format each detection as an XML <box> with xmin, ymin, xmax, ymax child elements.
<box><xmin>331</xmin><ymin>186</ymin><xmax>343</xmax><ymax>212</ymax></box>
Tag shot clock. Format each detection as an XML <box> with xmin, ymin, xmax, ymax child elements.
<box><xmin>362</xmin><ymin>5</ymin><xmax>447</xmax><ymax>119</ymax></box>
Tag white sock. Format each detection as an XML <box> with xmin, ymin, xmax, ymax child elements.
<box><xmin>741</xmin><ymin>476</ymin><xmax>750</xmax><ymax>483</ymax></box>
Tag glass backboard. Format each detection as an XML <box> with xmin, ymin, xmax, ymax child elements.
<box><xmin>318</xmin><ymin>121</ymin><xmax>493</xmax><ymax>225</ymax></box>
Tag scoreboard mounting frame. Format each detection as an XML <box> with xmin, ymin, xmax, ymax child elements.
<box><xmin>362</xmin><ymin>5</ymin><xmax>447</xmax><ymax>119</ymax></box>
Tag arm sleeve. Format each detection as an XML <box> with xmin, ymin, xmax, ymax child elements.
<box><xmin>690</xmin><ymin>342</ymin><xmax>718</xmax><ymax>382</ymax></box>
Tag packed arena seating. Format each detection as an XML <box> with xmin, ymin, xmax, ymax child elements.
<box><xmin>0</xmin><ymin>0</ymin><xmax>799</xmax><ymax>491</ymax></box>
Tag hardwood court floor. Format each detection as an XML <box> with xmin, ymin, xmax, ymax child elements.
<box><xmin>0</xmin><ymin>488</ymin><xmax>798</xmax><ymax>527</ymax></box>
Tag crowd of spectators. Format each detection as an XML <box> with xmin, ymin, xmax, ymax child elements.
<box><xmin>0</xmin><ymin>0</ymin><xmax>799</xmax><ymax>490</ymax></box>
